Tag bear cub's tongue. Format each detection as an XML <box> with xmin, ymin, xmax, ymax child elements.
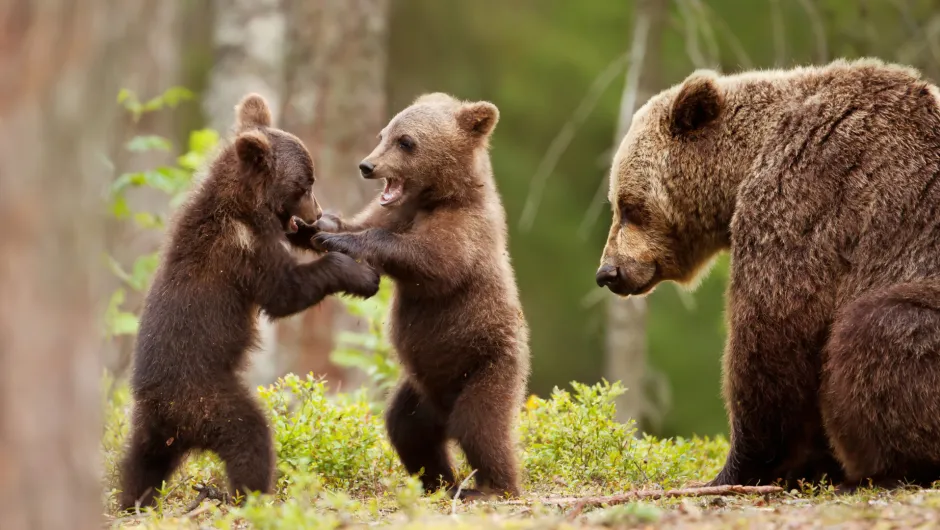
<box><xmin>380</xmin><ymin>178</ymin><xmax>404</xmax><ymax>206</ymax></box>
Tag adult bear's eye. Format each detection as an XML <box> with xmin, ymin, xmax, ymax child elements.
<box><xmin>620</xmin><ymin>202</ymin><xmax>645</xmax><ymax>227</ymax></box>
<box><xmin>398</xmin><ymin>135</ymin><xmax>415</xmax><ymax>152</ymax></box>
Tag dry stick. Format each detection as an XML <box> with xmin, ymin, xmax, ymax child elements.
<box><xmin>451</xmin><ymin>469</ymin><xmax>478</xmax><ymax>516</ymax></box>
<box><xmin>184</xmin><ymin>483</ymin><xmax>229</xmax><ymax>513</ymax></box>
<box><xmin>498</xmin><ymin>484</ymin><xmax>782</xmax><ymax>518</ymax></box>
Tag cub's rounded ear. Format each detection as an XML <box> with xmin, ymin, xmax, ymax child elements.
<box><xmin>235</xmin><ymin>129</ymin><xmax>271</xmax><ymax>168</ymax></box>
<box><xmin>456</xmin><ymin>101</ymin><xmax>499</xmax><ymax>138</ymax></box>
<box><xmin>669</xmin><ymin>70</ymin><xmax>722</xmax><ymax>136</ymax></box>
<box><xmin>235</xmin><ymin>93</ymin><xmax>273</xmax><ymax>130</ymax></box>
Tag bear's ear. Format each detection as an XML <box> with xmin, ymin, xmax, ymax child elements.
<box><xmin>669</xmin><ymin>70</ymin><xmax>722</xmax><ymax>136</ymax></box>
<box><xmin>235</xmin><ymin>93</ymin><xmax>273</xmax><ymax>130</ymax></box>
<box><xmin>456</xmin><ymin>101</ymin><xmax>499</xmax><ymax>138</ymax></box>
<box><xmin>235</xmin><ymin>129</ymin><xmax>271</xmax><ymax>169</ymax></box>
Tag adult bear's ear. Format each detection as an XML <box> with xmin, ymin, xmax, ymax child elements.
<box><xmin>669</xmin><ymin>70</ymin><xmax>722</xmax><ymax>136</ymax></box>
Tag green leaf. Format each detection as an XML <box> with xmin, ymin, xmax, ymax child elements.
<box><xmin>110</xmin><ymin>312</ymin><xmax>140</xmax><ymax>336</ymax></box>
<box><xmin>161</xmin><ymin>86</ymin><xmax>195</xmax><ymax>107</ymax></box>
<box><xmin>125</xmin><ymin>135</ymin><xmax>172</xmax><ymax>153</ymax></box>
<box><xmin>106</xmin><ymin>288</ymin><xmax>126</xmax><ymax>313</ymax></box>
<box><xmin>102</xmin><ymin>288</ymin><xmax>139</xmax><ymax>337</ymax></box>
<box><xmin>106</xmin><ymin>256</ymin><xmax>133</xmax><ymax>285</ymax></box>
<box><xmin>132</xmin><ymin>212</ymin><xmax>162</xmax><ymax>230</ymax></box>
<box><xmin>188</xmin><ymin>128</ymin><xmax>220</xmax><ymax>156</ymax></box>
<box><xmin>109</xmin><ymin>195</ymin><xmax>131</xmax><ymax>219</ymax></box>
<box><xmin>110</xmin><ymin>171</ymin><xmax>148</xmax><ymax>196</ymax></box>
<box><xmin>128</xmin><ymin>253</ymin><xmax>159</xmax><ymax>291</ymax></box>
<box><xmin>176</xmin><ymin>151</ymin><xmax>203</xmax><ymax>172</ymax></box>
<box><xmin>118</xmin><ymin>88</ymin><xmax>134</xmax><ymax>104</ymax></box>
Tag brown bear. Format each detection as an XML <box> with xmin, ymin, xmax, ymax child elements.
<box><xmin>596</xmin><ymin>58</ymin><xmax>940</xmax><ymax>490</ymax></box>
<box><xmin>117</xmin><ymin>94</ymin><xmax>380</xmax><ymax>512</ymax></box>
<box><xmin>311</xmin><ymin>93</ymin><xmax>530</xmax><ymax>499</ymax></box>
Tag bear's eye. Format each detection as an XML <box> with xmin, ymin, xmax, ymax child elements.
<box><xmin>397</xmin><ymin>135</ymin><xmax>416</xmax><ymax>153</ymax></box>
<box><xmin>619</xmin><ymin>202</ymin><xmax>645</xmax><ymax>227</ymax></box>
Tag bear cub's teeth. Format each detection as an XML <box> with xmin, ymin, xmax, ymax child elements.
<box><xmin>380</xmin><ymin>178</ymin><xmax>404</xmax><ymax>206</ymax></box>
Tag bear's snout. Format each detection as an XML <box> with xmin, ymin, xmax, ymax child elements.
<box><xmin>595</xmin><ymin>264</ymin><xmax>620</xmax><ymax>288</ymax></box>
<box><xmin>596</xmin><ymin>260</ymin><xmax>657</xmax><ymax>296</ymax></box>
<box><xmin>359</xmin><ymin>160</ymin><xmax>376</xmax><ymax>177</ymax></box>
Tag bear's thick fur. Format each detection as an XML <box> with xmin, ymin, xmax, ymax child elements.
<box><xmin>597</xmin><ymin>58</ymin><xmax>940</xmax><ymax>489</ymax></box>
<box><xmin>118</xmin><ymin>94</ymin><xmax>380</xmax><ymax>511</ymax></box>
<box><xmin>312</xmin><ymin>93</ymin><xmax>530</xmax><ymax>499</ymax></box>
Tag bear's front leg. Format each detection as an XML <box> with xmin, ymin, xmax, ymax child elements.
<box><xmin>707</xmin><ymin>276</ymin><xmax>838</xmax><ymax>488</ymax></box>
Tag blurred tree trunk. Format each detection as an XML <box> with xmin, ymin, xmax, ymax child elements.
<box><xmin>204</xmin><ymin>0</ymin><xmax>287</xmax><ymax>387</ymax></box>
<box><xmin>278</xmin><ymin>0</ymin><xmax>391</xmax><ymax>387</ymax></box>
<box><xmin>103</xmin><ymin>0</ymin><xmax>183</xmax><ymax>380</ymax></box>
<box><xmin>606</xmin><ymin>0</ymin><xmax>667</xmax><ymax>425</ymax></box>
<box><xmin>0</xmin><ymin>1</ymin><xmax>148</xmax><ymax>528</ymax></box>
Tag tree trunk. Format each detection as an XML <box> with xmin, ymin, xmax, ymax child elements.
<box><xmin>606</xmin><ymin>0</ymin><xmax>667</xmax><ymax>425</ymax></box>
<box><xmin>278</xmin><ymin>0</ymin><xmax>391</xmax><ymax>388</ymax></box>
<box><xmin>0</xmin><ymin>2</ymin><xmax>149</xmax><ymax>528</ymax></box>
<box><xmin>204</xmin><ymin>0</ymin><xmax>287</xmax><ymax>387</ymax></box>
<box><xmin>103</xmin><ymin>0</ymin><xmax>183</xmax><ymax>380</ymax></box>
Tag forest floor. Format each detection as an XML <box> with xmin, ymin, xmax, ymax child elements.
<box><xmin>104</xmin><ymin>484</ymin><xmax>940</xmax><ymax>529</ymax></box>
<box><xmin>101</xmin><ymin>376</ymin><xmax>936</xmax><ymax>529</ymax></box>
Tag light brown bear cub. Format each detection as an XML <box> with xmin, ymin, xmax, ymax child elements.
<box><xmin>312</xmin><ymin>93</ymin><xmax>530</xmax><ymax>499</ymax></box>
<box><xmin>597</xmin><ymin>58</ymin><xmax>940</xmax><ymax>490</ymax></box>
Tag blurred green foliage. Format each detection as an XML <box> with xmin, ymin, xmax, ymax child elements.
<box><xmin>103</xmin><ymin>87</ymin><xmax>219</xmax><ymax>341</ymax></box>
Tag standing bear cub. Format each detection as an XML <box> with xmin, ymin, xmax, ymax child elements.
<box><xmin>118</xmin><ymin>94</ymin><xmax>380</xmax><ymax>511</ymax></box>
<box><xmin>597</xmin><ymin>58</ymin><xmax>940</xmax><ymax>489</ymax></box>
<box><xmin>312</xmin><ymin>93</ymin><xmax>530</xmax><ymax>499</ymax></box>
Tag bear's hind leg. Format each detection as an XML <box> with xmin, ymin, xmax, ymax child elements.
<box><xmin>823</xmin><ymin>281</ymin><xmax>940</xmax><ymax>487</ymax></box>
<box><xmin>385</xmin><ymin>379</ymin><xmax>456</xmax><ymax>494</ymax></box>
<box><xmin>448</xmin><ymin>366</ymin><xmax>521</xmax><ymax>498</ymax></box>
<box><xmin>201</xmin><ymin>386</ymin><xmax>275</xmax><ymax>503</ymax></box>
<box><xmin>118</xmin><ymin>415</ymin><xmax>185</xmax><ymax>512</ymax></box>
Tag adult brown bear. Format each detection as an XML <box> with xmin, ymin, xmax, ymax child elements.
<box><xmin>596</xmin><ymin>58</ymin><xmax>940</xmax><ymax>489</ymax></box>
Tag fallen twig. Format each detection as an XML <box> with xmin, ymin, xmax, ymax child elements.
<box><xmin>451</xmin><ymin>469</ymin><xmax>478</xmax><ymax>516</ymax></box>
<box><xmin>184</xmin><ymin>483</ymin><xmax>229</xmax><ymax>513</ymax></box>
<box><xmin>497</xmin><ymin>484</ymin><xmax>783</xmax><ymax>517</ymax></box>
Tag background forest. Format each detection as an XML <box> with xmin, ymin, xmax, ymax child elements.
<box><xmin>102</xmin><ymin>0</ymin><xmax>940</xmax><ymax>438</ymax></box>
<box><xmin>6</xmin><ymin>1</ymin><xmax>940</xmax><ymax>528</ymax></box>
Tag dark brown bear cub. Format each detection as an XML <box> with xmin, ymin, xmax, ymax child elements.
<box><xmin>117</xmin><ymin>94</ymin><xmax>380</xmax><ymax>512</ymax></box>
<box><xmin>312</xmin><ymin>93</ymin><xmax>530</xmax><ymax>499</ymax></box>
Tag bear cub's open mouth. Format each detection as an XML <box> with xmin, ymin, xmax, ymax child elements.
<box><xmin>380</xmin><ymin>178</ymin><xmax>404</xmax><ymax>206</ymax></box>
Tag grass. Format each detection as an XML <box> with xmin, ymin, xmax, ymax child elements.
<box><xmin>100</xmin><ymin>374</ymin><xmax>940</xmax><ymax>529</ymax></box>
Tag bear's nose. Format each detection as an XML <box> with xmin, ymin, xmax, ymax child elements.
<box><xmin>359</xmin><ymin>160</ymin><xmax>375</xmax><ymax>176</ymax></box>
<box><xmin>595</xmin><ymin>264</ymin><xmax>619</xmax><ymax>288</ymax></box>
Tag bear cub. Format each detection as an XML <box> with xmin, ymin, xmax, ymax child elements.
<box><xmin>117</xmin><ymin>94</ymin><xmax>379</xmax><ymax>511</ymax></box>
<box><xmin>312</xmin><ymin>93</ymin><xmax>530</xmax><ymax>499</ymax></box>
